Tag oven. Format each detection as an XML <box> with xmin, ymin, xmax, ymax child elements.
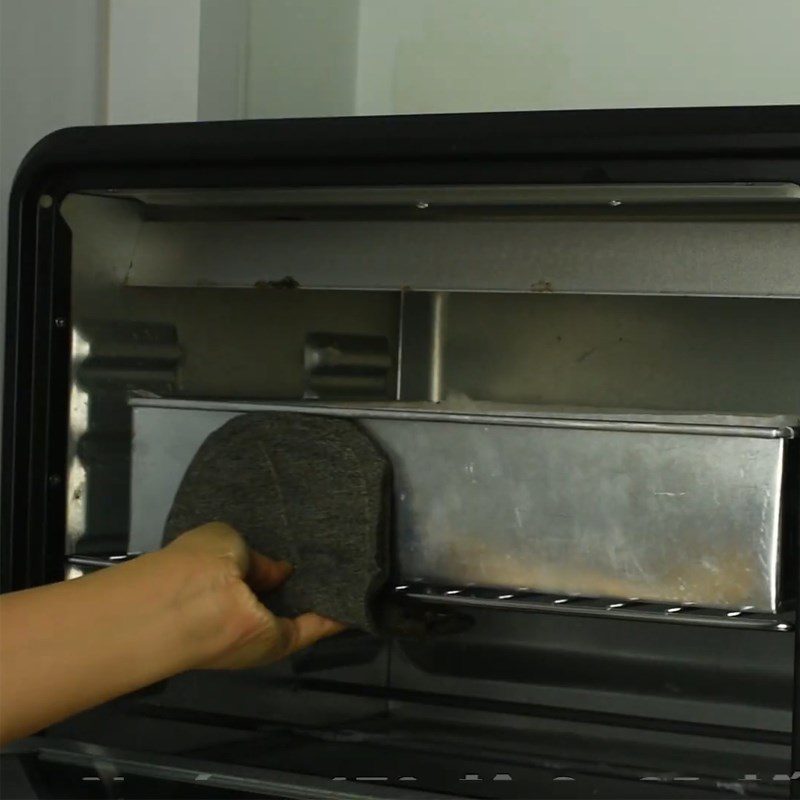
<box><xmin>3</xmin><ymin>105</ymin><xmax>800</xmax><ymax>799</ymax></box>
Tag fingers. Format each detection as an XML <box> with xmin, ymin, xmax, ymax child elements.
<box><xmin>274</xmin><ymin>613</ymin><xmax>347</xmax><ymax>658</ymax></box>
<box><xmin>246</xmin><ymin>551</ymin><xmax>293</xmax><ymax>592</ymax></box>
<box><xmin>168</xmin><ymin>524</ymin><xmax>292</xmax><ymax>591</ymax></box>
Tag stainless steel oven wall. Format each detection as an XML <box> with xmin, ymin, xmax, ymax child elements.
<box><xmin>61</xmin><ymin>186</ymin><xmax>800</xmax><ymax>742</ymax></box>
<box><xmin>390</xmin><ymin>608</ymin><xmax>795</xmax><ymax>734</ymax></box>
<box><xmin>446</xmin><ymin>293</ymin><xmax>800</xmax><ymax>414</ymax></box>
<box><xmin>124</xmin><ymin>207</ymin><xmax>800</xmax><ymax>296</ymax></box>
<box><xmin>62</xmin><ymin>193</ymin><xmax>399</xmax><ymax>558</ymax></box>
<box><xmin>62</xmin><ymin>192</ymin><xmax>399</xmax><ymax>727</ymax></box>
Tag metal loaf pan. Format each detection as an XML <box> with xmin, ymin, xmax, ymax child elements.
<box><xmin>129</xmin><ymin>399</ymin><xmax>797</xmax><ymax>614</ymax></box>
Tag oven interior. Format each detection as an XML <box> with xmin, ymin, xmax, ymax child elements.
<box><xmin>42</xmin><ymin>183</ymin><xmax>800</xmax><ymax>798</ymax></box>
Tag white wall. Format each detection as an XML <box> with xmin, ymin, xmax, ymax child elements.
<box><xmin>107</xmin><ymin>0</ymin><xmax>202</xmax><ymax>125</ymax></box>
<box><xmin>0</xmin><ymin>0</ymin><xmax>107</xmax><ymax>408</ymax></box>
<box><xmin>198</xmin><ymin>0</ymin><xmax>250</xmax><ymax>121</ymax></box>
<box><xmin>245</xmin><ymin>0</ymin><xmax>360</xmax><ymax>119</ymax></box>
<box><xmin>356</xmin><ymin>0</ymin><xmax>800</xmax><ymax>115</ymax></box>
<box><xmin>0</xmin><ymin>0</ymin><xmax>106</xmax><ymax>261</ymax></box>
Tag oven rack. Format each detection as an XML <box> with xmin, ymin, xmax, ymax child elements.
<box><xmin>63</xmin><ymin>554</ymin><xmax>795</xmax><ymax>632</ymax></box>
<box><xmin>394</xmin><ymin>582</ymin><xmax>794</xmax><ymax>632</ymax></box>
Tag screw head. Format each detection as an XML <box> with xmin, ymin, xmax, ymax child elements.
<box><xmin>48</xmin><ymin>474</ymin><xmax>62</xmax><ymax>486</ymax></box>
<box><xmin>39</xmin><ymin>195</ymin><xmax>54</xmax><ymax>209</ymax></box>
<box><xmin>54</xmin><ymin>317</ymin><xmax>66</xmax><ymax>329</ymax></box>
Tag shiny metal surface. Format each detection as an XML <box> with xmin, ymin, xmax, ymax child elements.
<box><xmin>90</xmin><ymin>182</ymin><xmax>800</xmax><ymax>208</ymax></box>
<box><xmin>66</xmin><ymin>553</ymin><xmax>141</xmax><ymax>569</ymax></box>
<box><xmin>127</xmin><ymin>218</ymin><xmax>800</xmax><ymax>297</ymax></box>
<box><xmin>304</xmin><ymin>333</ymin><xmax>393</xmax><ymax>399</ymax></box>
<box><xmin>129</xmin><ymin>399</ymin><xmax>792</xmax><ymax>613</ymax></box>
<box><xmin>372</xmin><ymin>417</ymin><xmax>786</xmax><ymax>612</ymax></box>
<box><xmin>131</xmin><ymin>407</ymin><xmax>240</xmax><ymax>553</ymax></box>
<box><xmin>34</xmin><ymin>739</ymin><xmax>448</xmax><ymax>800</ymax></box>
<box><xmin>66</xmin><ymin>321</ymin><xmax>180</xmax><ymax>556</ymax></box>
<box><xmin>444</xmin><ymin>294</ymin><xmax>800</xmax><ymax>416</ymax></box>
<box><xmin>397</xmin><ymin>292</ymin><xmax>449</xmax><ymax>402</ymax></box>
<box><xmin>62</xmin><ymin>194</ymin><xmax>400</xmax><ymax>559</ymax></box>
<box><xmin>131</xmin><ymin>397</ymin><xmax>798</xmax><ymax>438</ymax></box>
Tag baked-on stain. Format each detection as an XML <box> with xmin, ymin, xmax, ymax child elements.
<box><xmin>254</xmin><ymin>276</ymin><xmax>300</xmax><ymax>290</ymax></box>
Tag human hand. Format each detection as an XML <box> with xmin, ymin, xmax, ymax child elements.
<box><xmin>160</xmin><ymin>522</ymin><xmax>346</xmax><ymax>670</ymax></box>
<box><xmin>0</xmin><ymin>521</ymin><xmax>344</xmax><ymax>745</ymax></box>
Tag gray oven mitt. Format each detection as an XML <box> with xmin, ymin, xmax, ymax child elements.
<box><xmin>162</xmin><ymin>412</ymin><xmax>391</xmax><ymax>633</ymax></box>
